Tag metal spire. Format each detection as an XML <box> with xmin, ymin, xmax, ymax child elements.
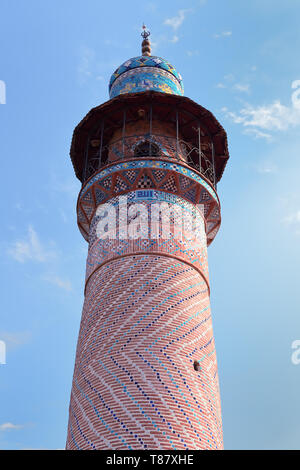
<box><xmin>141</xmin><ymin>24</ymin><xmax>151</xmax><ymax>56</ymax></box>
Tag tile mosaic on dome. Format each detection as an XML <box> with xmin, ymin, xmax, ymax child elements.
<box><xmin>109</xmin><ymin>56</ymin><xmax>183</xmax><ymax>90</ymax></box>
<box><xmin>109</xmin><ymin>67</ymin><xmax>183</xmax><ymax>98</ymax></box>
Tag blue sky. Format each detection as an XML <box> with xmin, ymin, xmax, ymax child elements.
<box><xmin>0</xmin><ymin>0</ymin><xmax>300</xmax><ymax>450</ymax></box>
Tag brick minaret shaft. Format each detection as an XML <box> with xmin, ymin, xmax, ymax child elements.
<box><xmin>66</xmin><ymin>29</ymin><xmax>229</xmax><ymax>450</ymax></box>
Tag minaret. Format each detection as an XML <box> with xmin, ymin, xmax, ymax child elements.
<box><xmin>66</xmin><ymin>27</ymin><xmax>229</xmax><ymax>450</ymax></box>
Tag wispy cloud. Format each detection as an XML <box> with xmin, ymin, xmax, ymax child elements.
<box><xmin>164</xmin><ymin>9</ymin><xmax>191</xmax><ymax>31</ymax></box>
<box><xmin>77</xmin><ymin>46</ymin><xmax>94</xmax><ymax>84</ymax></box>
<box><xmin>216</xmin><ymin>76</ymin><xmax>250</xmax><ymax>93</ymax></box>
<box><xmin>243</xmin><ymin>128</ymin><xmax>273</xmax><ymax>141</ymax></box>
<box><xmin>187</xmin><ymin>50</ymin><xmax>199</xmax><ymax>57</ymax></box>
<box><xmin>224</xmin><ymin>73</ymin><xmax>235</xmax><ymax>81</ymax></box>
<box><xmin>77</xmin><ymin>46</ymin><xmax>119</xmax><ymax>85</ymax></box>
<box><xmin>145</xmin><ymin>2</ymin><xmax>157</xmax><ymax>13</ymax></box>
<box><xmin>233</xmin><ymin>83</ymin><xmax>250</xmax><ymax>93</ymax></box>
<box><xmin>214</xmin><ymin>31</ymin><xmax>232</xmax><ymax>39</ymax></box>
<box><xmin>0</xmin><ymin>423</ymin><xmax>23</xmax><ymax>431</ymax></box>
<box><xmin>49</xmin><ymin>172</ymin><xmax>81</xmax><ymax>201</ymax></box>
<box><xmin>215</xmin><ymin>73</ymin><xmax>235</xmax><ymax>89</ymax></box>
<box><xmin>43</xmin><ymin>274</ymin><xmax>72</xmax><ymax>292</ymax></box>
<box><xmin>279</xmin><ymin>189</ymin><xmax>300</xmax><ymax>236</ymax></box>
<box><xmin>170</xmin><ymin>35</ymin><xmax>179</xmax><ymax>44</ymax></box>
<box><xmin>256</xmin><ymin>163</ymin><xmax>278</xmax><ymax>174</ymax></box>
<box><xmin>282</xmin><ymin>209</ymin><xmax>300</xmax><ymax>235</ymax></box>
<box><xmin>283</xmin><ymin>210</ymin><xmax>300</xmax><ymax>225</ymax></box>
<box><xmin>0</xmin><ymin>331</ymin><xmax>31</xmax><ymax>351</ymax></box>
<box><xmin>151</xmin><ymin>33</ymin><xmax>181</xmax><ymax>52</ymax></box>
<box><xmin>8</xmin><ymin>226</ymin><xmax>57</xmax><ymax>264</ymax></box>
<box><xmin>223</xmin><ymin>80</ymin><xmax>300</xmax><ymax>139</ymax></box>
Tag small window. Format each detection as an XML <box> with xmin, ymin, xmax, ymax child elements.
<box><xmin>134</xmin><ymin>141</ymin><xmax>160</xmax><ymax>157</ymax></box>
<box><xmin>193</xmin><ymin>360</ymin><xmax>201</xmax><ymax>372</ymax></box>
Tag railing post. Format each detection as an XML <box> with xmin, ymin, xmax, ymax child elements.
<box><xmin>98</xmin><ymin>120</ymin><xmax>104</xmax><ymax>170</ymax></box>
<box><xmin>122</xmin><ymin>108</ymin><xmax>126</xmax><ymax>158</ymax></box>
<box><xmin>149</xmin><ymin>102</ymin><xmax>153</xmax><ymax>157</ymax></box>
<box><xmin>176</xmin><ymin>109</ymin><xmax>179</xmax><ymax>160</ymax></box>
<box><xmin>212</xmin><ymin>140</ymin><xmax>216</xmax><ymax>186</ymax></box>
<box><xmin>83</xmin><ymin>134</ymin><xmax>90</xmax><ymax>181</ymax></box>
<box><xmin>198</xmin><ymin>123</ymin><xmax>201</xmax><ymax>173</ymax></box>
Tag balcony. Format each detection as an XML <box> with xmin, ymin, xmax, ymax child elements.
<box><xmin>85</xmin><ymin>133</ymin><xmax>216</xmax><ymax>186</ymax></box>
<box><xmin>70</xmin><ymin>91</ymin><xmax>229</xmax><ymax>189</ymax></box>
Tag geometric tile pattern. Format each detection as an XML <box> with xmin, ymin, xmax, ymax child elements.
<box><xmin>109</xmin><ymin>55</ymin><xmax>184</xmax><ymax>95</ymax></box>
<box><xmin>110</xmin><ymin>66</ymin><xmax>184</xmax><ymax>98</ymax></box>
<box><xmin>66</xmin><ymin>255</ymin><xmax>223</xmax><ymax>450</ymax></box>
<box><xmin>86</xmin><ymin>191</ymin><xmax>209</xmax><ymax>286</ymax></box>
<box><xmin>137</xmin><ymin>174</ymin><xmax>153</xmax><ymax>189</ymax></box>
<box><xmin>77</xmin><ymin>159</ymin><xmax>221</xmax><ymax>246</ymax></box>
<box><xmin>81</xmin><ymin>160</ymin><xmax>217</xmax><ymax>201</ymax></box>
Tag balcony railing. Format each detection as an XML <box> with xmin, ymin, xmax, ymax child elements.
<box><xmin>84</xmin><ymin>133</ymin><xmax>216</xmax><ymax>187</ymax></box>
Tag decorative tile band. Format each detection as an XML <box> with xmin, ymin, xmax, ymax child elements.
<box><xmin>80</xmin><ymin>159</ymin><xmax>217</xmax><ymax>202</ymax></box>
<box><xmin>86</xmin><ymin>191</ymin><xmax>209</xmax><ymax>286</ymax></box>
<box><xmin>77</xmin><ymin>161</ymin><xmax>221</xmax><ymax>245</ymax></box>
<box><xmin>110</xmin><ymin>67</ymin><xmax>183</xmax><ymax>98</ymax></box>
<box><xmin>109</xmin><ymin>56</ymin><xmax>183</xmax><ymax>91</ymax></box>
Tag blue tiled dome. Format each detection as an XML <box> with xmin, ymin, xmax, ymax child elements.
<box><xmin>109</xmin><ymin>56</ymin><xmax>184</xmax><ymax>98</ymax></box>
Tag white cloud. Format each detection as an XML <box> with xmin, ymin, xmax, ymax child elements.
<box><xmin>280</xmin><ymin>188</ymin><xmax>300</xmax><ymax>235</ymax></box>
<box><xmin>244</xmin><ymin>128</ymin><xmax>273</xmax><ymax>141</ymax></box>
<box><xmin>151</xmin><ymin>32</ymin><xmax>180</xmax><ymax>52</ymax></box>
<box><xmin>145</xmin><ymin>2</ymin><xmax>157</xmax><ymax>13</ymax></box>
<box><xmin>216</xmin><ymin>83</ymin><xmax>226</xmax><ymax>89</ymax></box>
<box><xmin>283</xmin><ymin>210</ymin><xmax>300</xmax><ymax>225</ymax></box>
<box><xmin>0</xmin><ymin>423</ymin><xmax>23</xmax><ymax>431</ymax></box>
<box><xmin>59</xmin><ymin>208</ymin><xmax>68</xmax><ymax>223</ymax></box>
<box><xmin>187</xmin><ymin>50</ymin><xmax>199</xmax><ymax>57</ymax></box>
<box><xmin>282</xmin><ymin>209</ymin><xmax>300</xmax><ymax>236</ymax></box>
<box><xmin>0</xmin><ymin>331</ymin><xmax>31</xmax><ymax>351</ymax></box>
<box><xmin>77</xmin><ymin>47</ymin><xmax>120</xmax><ymax>85</ymax></box>
<box><xmin>233</xmin><ymin>83</ymin><xmax>250</xmax><ymax>93</ymax></box>
<box><xmin>43</xmin><ymin>274</ymin><xmax>72</xmax><ymax>292</ymax></box>
<box><xmin>256</xmin><ymin>163</ymin><xmax>278</xmax><ymax>174</ymax></box>
<box><xmin>224</xmin><ymin>73</ymin><xmax>235</xmax><ymax>81</ymax></box>
<box><xmin>224</xmin><ymin>100</ymin><xmax>300</xmax><ymax>131</ymax></box>
<box><xmin>8</xmin><ymin>226</ymin><xmax>57</xmax><ymax>264</ymax></box>
<box><xmin>14</xmin><ymin>202</ymin><xmax>22</xmax><ymax>211</ymax></box>
<box><xmin>77</xmin><ymin>46</ymin><xmax>94</xmax><ymax>84</ymax></box>
<box><xmin>50</xmin><ymin>173</ymin><xmax>80</xmax><ymax>200</ymax></box>
<box><xmin>164</xmin><ymin>9</ymin><xmax>191</xmax><ymax>30</ymax></box>
<box><xmin>170</xmin><ymin>35</ymin><xmax>179</xmax><ymax>44</ymax></box>
<box><xmin>258</xmin><ymin>167</ymin><xmax>274</xmax><ymax>174</ymax></box>
<box><xmin>214</xmin><ymin>31</ymin><xmax>232</xmax><ymax>39</ymax></box>
<box><xmin>223</xmin><ymin>80</ymin><xmax>300</xmax><ymax>139</ymax></box>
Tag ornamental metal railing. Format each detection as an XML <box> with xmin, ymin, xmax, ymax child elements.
<box><xmin>84</xmin><ymin>133</ymin><xmax>216</xmax><ymax>187</ymax></box>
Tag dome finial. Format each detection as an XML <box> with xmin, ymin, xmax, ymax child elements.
<box><xmin>141</xmin><ymin>24</ymin><xmax>151</xmax><ymax>56</ymax></box>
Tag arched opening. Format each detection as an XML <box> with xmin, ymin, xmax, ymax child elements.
<box><xmin>134</xmin><ymin>140</ymin><xmax>160</xmax><ymax>158</ymax></box>
<box><xmin>193</xmin><ymin>360</ymin><xmax>200</xmax><ymax>372</ymax></box>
